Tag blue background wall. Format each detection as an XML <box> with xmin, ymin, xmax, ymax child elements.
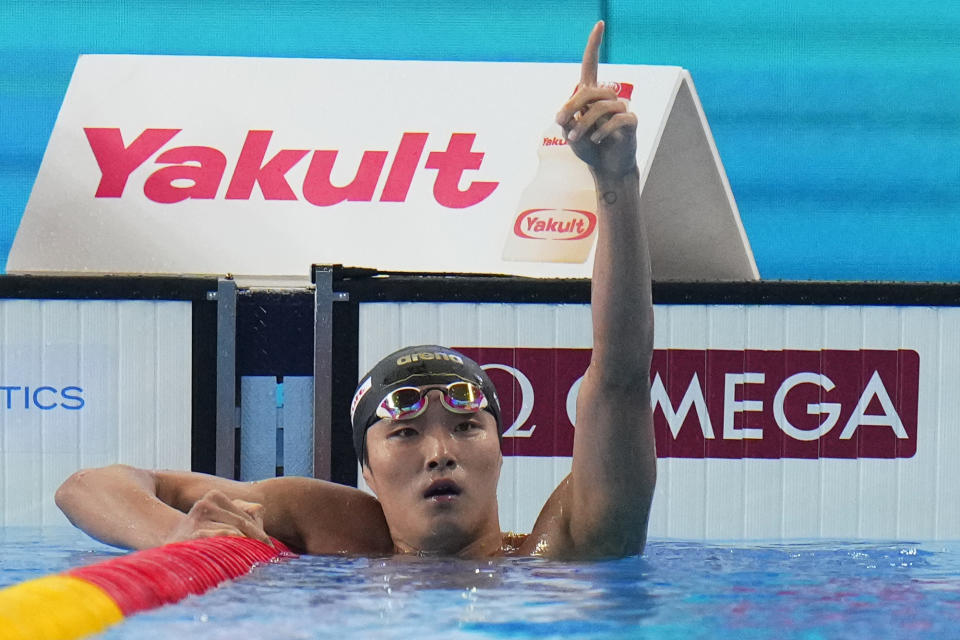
<box><xmin>2</xmin><ymin>1</ymin><xmax>957</xmax><ymax>281</ymax></box>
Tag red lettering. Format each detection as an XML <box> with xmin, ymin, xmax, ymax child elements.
<box><xmin>380</xmin><ymin>132</ymin><xmax>428</xmax><ymax>202</ymax></box>
<box><xmin>143</xmin><ymin>146</ymin><xmax>226</xmax><ymax>204</ymax></box>
<box><xmin>425</xmin><ymin>133</ymin><xmax>499</xmax><ymax>209</ymax></box>
<box><xmin>302</xmin><ymin>150</ymin><xmax>388</xmax><ymax>206</ymax></box>
<box><xmin>88</xmin><ymin>128</ymin><xmax>500</xmax><ymax>209</ymax></box>
<box><xmin>225</xmin><ymin>130</ymin><xmax>307</xmax><ymax>200</ymax></box>
<box><xmin>85</xmin><ymin>128</ymin><xmax>181</xmax><ymax>197</ymax></box>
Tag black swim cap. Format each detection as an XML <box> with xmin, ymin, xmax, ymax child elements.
<box><xmin>350</xmin><ymin>345</ymin><xmax>501</xmax><ymax>464</ymax></box>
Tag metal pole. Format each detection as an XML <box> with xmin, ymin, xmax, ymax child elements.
<box><xmin>215</xmin><ymin>277</ymin><xmax>237</xmax><ymax>478</ymax></box>
<box><xmin>313</xmin><ymin>266</ymin><xmax>334</xmax><ymax>480</ymax></box>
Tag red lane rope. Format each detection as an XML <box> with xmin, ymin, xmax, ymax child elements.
<box><xmin>67</xmin><ymin>536</ymin><xmax>295</xmax><ymax>617</ymax></box>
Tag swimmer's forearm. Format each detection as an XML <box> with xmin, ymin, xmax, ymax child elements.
<box><xmin>590</xmin><ymin>166</ymin><xmax>653</xmax><ymax>375</ymax></box>
<box><xmin>55</xmin><ymin>464</ymin><xmax>185</xmax><ymax>550</ymax></box>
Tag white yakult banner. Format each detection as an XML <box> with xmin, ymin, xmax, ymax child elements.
<box><xmin>9</xmin><ymin>55</ymin><xmax>757</xmax><ymax>281</ymax></box>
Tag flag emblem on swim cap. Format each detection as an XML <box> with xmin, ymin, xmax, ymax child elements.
<box><xmin>350</xmin><ymin>377</ymin><xmax>372</xmax><ymax>424</ymax></box>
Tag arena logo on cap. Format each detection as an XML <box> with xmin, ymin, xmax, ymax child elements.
<box><xmin>455</xmin><ymin>347</ymin><xmax>920</xmax><ymax>459</ymax></box>
<box><xmin>396</xmin><ymin>351</ymin><xmax>463</xmax><ymax>366</ymax></box>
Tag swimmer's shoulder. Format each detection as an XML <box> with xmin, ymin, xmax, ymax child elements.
<box><xmin>257</xmin><ymin>476</ymin><xmax>392</xmax><ymax>555</ymax></box>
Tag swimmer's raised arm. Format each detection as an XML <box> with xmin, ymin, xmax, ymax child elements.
<box><xmin>526</xmin><ymin>21</ymin><xmax>656</xmax><ymax>559</ymax></box>
<box><xmin>56</xmin><ymin>464</ymin><xmax>391</xmax><ymax>554</ymax></box>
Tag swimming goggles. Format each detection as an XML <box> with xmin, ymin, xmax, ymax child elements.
<box><xmin>375</xmin><ymin>381</ymin><xmax>489</xmax><ymax>422</ymax></box>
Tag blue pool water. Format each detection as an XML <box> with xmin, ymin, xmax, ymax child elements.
<box><xmin>3</xmin><ymin>528</ymin><xmax>960</xmax><ymax>639</ymax></box>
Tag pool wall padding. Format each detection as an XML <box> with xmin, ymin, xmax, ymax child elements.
<box><xmin>0</xmin><ymin>536</ymin><xmax>294</xmax><ymax>640</ymax></box>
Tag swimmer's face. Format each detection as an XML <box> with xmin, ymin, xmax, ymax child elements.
<box><xmin>362</xmin><ymin>388</ymin><xmax>502</xmax><ymax>555</ymax></box>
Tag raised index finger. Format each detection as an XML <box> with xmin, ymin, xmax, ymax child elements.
<box><xmin>580</xmin><ymin>21</ymin><xmax>604</xmax><ymax>88</ymax></box>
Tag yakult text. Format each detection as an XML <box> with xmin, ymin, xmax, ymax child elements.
<box><xmin>83</xmin><ymin>128</ymin><xmax>500</xmax><ymax>209</ymax></box>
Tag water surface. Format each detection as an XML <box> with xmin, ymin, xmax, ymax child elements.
<box><xmin>3</xmin><ymin>528</ymin><xmax>958</xmax><ymax>639</ymax></box>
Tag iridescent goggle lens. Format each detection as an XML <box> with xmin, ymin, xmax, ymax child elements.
<box><xmin>375</xmin><ymin>381</ymin><xmax>488</xmax><ymax>422</ymax></box>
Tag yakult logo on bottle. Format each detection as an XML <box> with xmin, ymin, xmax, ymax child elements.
<box><xmin>503</xmin><ymin>82</ymin><xmax>633</xmax><ymax>264</ymax></box>
<box><xmin>513</xmin><ymin>208</ymin><xmax>597</xmax><ymax>240</ymax></box>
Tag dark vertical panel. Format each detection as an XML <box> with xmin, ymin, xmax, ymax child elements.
<box><xmin>330</xmin><ymin>298</ymin><xmax>360</xmax><ymax>487</ymax></box>
<box><xmin>236</xmin><ymin>291</ymin><xmax>314</xmax><ymax>377</ymax></box>
<box><xmin>191</xmin><ymin>296</ymin><xmax>218</xmax><ymax>474</ymax></box>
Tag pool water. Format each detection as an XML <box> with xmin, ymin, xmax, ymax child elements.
<box><xmin>3</xmin><ymin>528</ymin><xmax>959</xmax><ymax>639</ymax></box>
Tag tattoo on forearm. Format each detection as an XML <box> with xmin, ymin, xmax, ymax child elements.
<box><xmin>602</xmin><ymin>191</ymin><xmax>617</xmax><ymax>204</ymax></box>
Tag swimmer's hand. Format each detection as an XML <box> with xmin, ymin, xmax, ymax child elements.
<box><xmin>555</xmin><ymin>21</ymin><xmax>638</xmax><ymax>179</ymax></box>
<box><xmin>164</xmin><ymin>489</ymin><xmax>273</xmax><ymax>547</ymax></box>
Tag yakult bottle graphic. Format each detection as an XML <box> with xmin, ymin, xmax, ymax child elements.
<box><xmin>503</xmin><ymin>82</ymin><xmax>633</xmax><ymax>263</ymax></box>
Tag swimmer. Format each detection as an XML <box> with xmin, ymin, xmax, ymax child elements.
<box><xmin>55</xmin><ymin>21</ymin><xmax>656</xmax><ymax>559</ymax></box>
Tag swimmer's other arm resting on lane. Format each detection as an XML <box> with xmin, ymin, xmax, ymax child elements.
<box><xmin>55</xmin><ymin>464</ymin><xmax>391</xmax><ymax>554</ymax></box>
